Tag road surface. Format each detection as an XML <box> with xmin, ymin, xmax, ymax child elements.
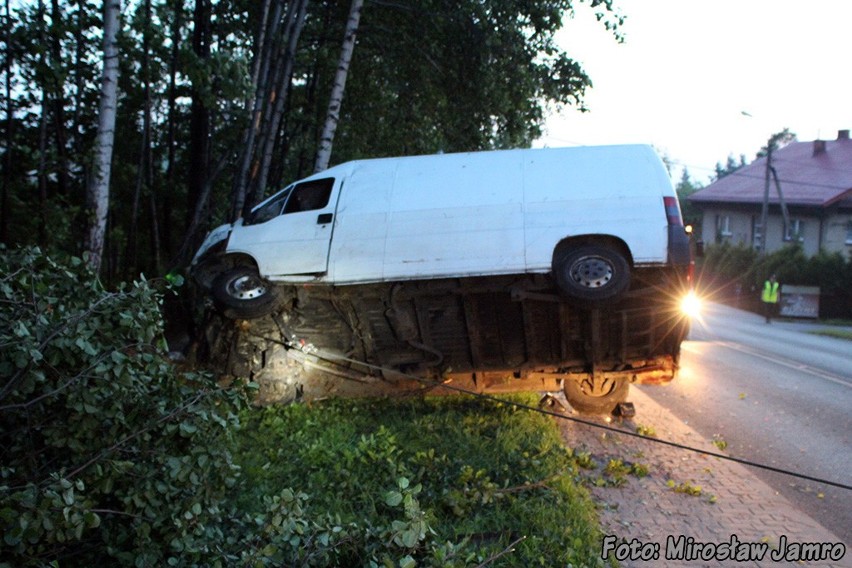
<box><xmin>640</xmin><ymin>301</ymin><xmax>852</xmax><ymax>545</ymax></box>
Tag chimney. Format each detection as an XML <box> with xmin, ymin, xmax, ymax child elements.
<box><xmin>813</xmin><ymin>139</ymin><xmax>826</xmax><ymax>156</ymax></box>
<box><xmin>838</xmin><ymin>129</ymin><xmax>850</xmax><ymax>140</ymax></box>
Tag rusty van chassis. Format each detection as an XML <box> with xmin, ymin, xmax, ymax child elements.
<box><xmin>199</xmin><ymin>269</ymin><xmax>690</xmax><ymax>415</ymax></box>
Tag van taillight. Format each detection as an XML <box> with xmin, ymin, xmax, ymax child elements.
<box><xmin>663</xmin><ymin>196</ymin><xmax>683</xmax><ymax>226</ymax></box>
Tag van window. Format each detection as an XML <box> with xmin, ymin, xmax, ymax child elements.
<box><xmin>245</xmin><ymin>187</ymin><xmax>292</xmax><ymax>225</ymax></box>
<box><xmin>283</xmin><ymin>178</ymin><xmax>334</xmax><ymax>214</ymax></box>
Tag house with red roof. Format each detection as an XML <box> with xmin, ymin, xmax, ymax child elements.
<box><xmin>688</xmin><ymin>130</ymin><xmax>852</xmax><ymax>258</ymax></box>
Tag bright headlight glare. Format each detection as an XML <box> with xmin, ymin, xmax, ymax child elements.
<box><xmin>681</xmin><ymin>291</ymin><xmax>701</xmax><ymax>317</ymax></box>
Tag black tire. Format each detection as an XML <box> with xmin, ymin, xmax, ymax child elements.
<box><xmin>553</xmin><ymin>245</ymin><xmax>630</xmax><ymax>305</ymax></box>
<box><xmin>563</xmin><ymin>376</ymin><xmax>630</xmax><ymax>414</ymax></box>
<box><xmin>211</xmin><ymin>266</ymin><xmax>284</xmax><ymax>319</ymax></box>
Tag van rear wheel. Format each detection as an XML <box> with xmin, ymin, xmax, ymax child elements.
<box><xmin>211</xmin><ymin>266</ymin><xmax>283</xmax><ymax>319</ymax></box>
<box><xmin>553</xmin><ymin>245</ymin><xmax>630</xmax><ymax>305</ymax></box>
<box><xmin>563</xmin><ymin>376</ymin><xmax>630</xmax><ymax>414</ymax></box>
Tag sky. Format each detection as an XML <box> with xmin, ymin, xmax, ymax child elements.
<box><xmin>535</xmin><ymin>0</ymin><xmax>852</xmax><ymax>184</ymax></box>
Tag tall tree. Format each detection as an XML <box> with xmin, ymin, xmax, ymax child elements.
<box><xmin>1</xmin><ymin>0</ymin><xmax>10</xmax><ymax>243</ymax></box>
<box><xmin>313</xmin><ymin>0</ymin><xmax>362</xmax><ymax>173</ymax></box>
<box><xmin>675</xmin><ymin>168</ymin><xmax>702</xmax><ymax>228</ymax></box>
<box><xmin>186</xmin><ymin>0</ymin><xmax>211</xmax><ymax>231</ymax></box>
<box><xmin>2</xmin><ymin>0</ymin><xmax>624</xmax><ymax>281</ymax></box>
<box><xmin>229</xmin><ymin>0</ymin><xmax>309</xmax><ymax>220</ymax></box>
<box><xmin>84</xmin><ymin>0</ymin><xmax>120</xmax><ymax>274</ymax></box>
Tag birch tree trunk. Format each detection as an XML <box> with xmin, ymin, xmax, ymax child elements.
<box><xmin>1</xmin><ymin>0</ymin><xmax>11</xmax><ymax>242</ymax></box>
<box><xmin>231</xmin><ymin>0</ymin><xmax>309</xmax><ymax>221</ymax></box>
<box><xmin>84</xmin><ymin>0</ymin><xmax>120</xmax><ymax>274</ymax></box>
<box><xmin>230</xmin><ymin>0</ymin><xmax>285</xmax><ymax>221</ymax></box>
<box><xmin>313</xmin><ymin>0</ymin><xmax>363</xmax><ymax>173</ymax></box>
<box><xmin>186</xmin><ymin>0</ymin><xmax>211</xmax><ymax>230</ymax></box>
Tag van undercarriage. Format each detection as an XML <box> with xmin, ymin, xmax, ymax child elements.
<box><xmin>199</xmin><ymin>270</ymin><xmax>690</xmax><ymax>414</ymax></box>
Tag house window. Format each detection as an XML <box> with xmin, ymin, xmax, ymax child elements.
<box><xmin>784</xmin><ymin>218</ymin><xmax>804</xmax><ymax>242</ymax></box>
<box><xmin>846</xmin><ymin>220</ymin><xmax>852</xmax><ymax>245</ymax></box>
<box><xmin>716</xmin><ymin>214</ymin><xmax>732</xmax><ymax>238</ymax></box>
<box><xmin>752</xmin><ymin>216</ymin><xmax>762</xmax><ymax>249</ymax></box>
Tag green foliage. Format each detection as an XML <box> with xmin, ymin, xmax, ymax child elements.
<box><xmin>699</xmin><ymin>243</ymin><xmax>852</xmax><ymax>316</ymax></box>
<box><xmin>808</xmin><ymin>328</ymin><xmax>852</xmax><ymax>341</ymax></box>
<box><xmin>699</xmin><ymin>242</ymin><xmax>759</xmax><ymax>287</ymax></box>
<box><xmin>666</xmin><ymin>479</ymin><xmax>702</xmax><ymax>497</ymax></box>
<box><xmin>767</xmin><ymin>247</ymin><xmax>852</xmax><ymax>318</ymax></box>
<box><xmin>713</xmin><ymin>154</ymin><xmax>747</xmax><ymax>181</ymax></box>
<box><xmin>675</xmin><ymin>168</ymin><xmax>703</xmax><ymax>227</ymax></box>
<box><xmin>326</xmin><ymin>0</ymin><xmax>623</xmax><ymax>161</ymax></box>
<box><xmin>756</xmin><ymin>128</ymin><xmax>797</xmax><ymax>158</ymax></box>
<box><xmin>234</xmin><ymin>396</ymin><xmax>609</xmax><ymax>567</ymax></box>
<box><xmin>0</xmin><ymin>246</ymin><xmax>250</xmax><ymax>566</ymax></box>
<box><xmin>2</xmin><ymin>0</ymin><xmax>623</xmax><ymax>282</ymax></box>
<box><xmin>1</xmin><ymin>247</ymin><xmax>613</xmax><ymax>565</ymax></box>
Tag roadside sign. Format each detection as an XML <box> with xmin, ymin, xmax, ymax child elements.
<box><xmin>779</xmin><ymin>285</ymin><xmax>820</xmax><ymax>318</ymax></box>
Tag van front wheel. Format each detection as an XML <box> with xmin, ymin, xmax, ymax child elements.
<box><xmin>553</xmin><ymin>245</ymin><xmax>630</xmax><ymax>305</ymax></box>
<box><xmin>211</xmin><ymin>266</ymin><xmax>283</xmax><ymax>319</ymax></box>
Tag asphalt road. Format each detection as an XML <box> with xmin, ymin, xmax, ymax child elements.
<box><xmin>639</xmin><ymin>301</ymin><xmax>852</xmax><ymax>546</ymax></box>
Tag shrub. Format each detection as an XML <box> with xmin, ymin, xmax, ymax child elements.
<box><xmin>0</xmin><ymin>246</ymin><xmax>249</xmax><ymax>566</ymax></box>
<box><xmin>699</xmin><ymin>243</ymin><xmax>852</xmax><ymax>317</ymax></box>
<box><xmin>234</xmin><ymin>397</ymin><xmax>609</xmax><ymax>567</ymax></box>
<box><xmin>1</xmin><ymin>247</ymin><xmax>612</xmax><ymax>566</ymax></box>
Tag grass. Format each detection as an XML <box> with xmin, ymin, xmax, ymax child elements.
<box><xmin>807</xmin><ymin>328</ymin><xmax>852</xmax><ymax>341</ymax></box>
<box><xmin>231</xmin><ymin>394</ymin><xmax>614</xmax><ymax>567</ymax></box>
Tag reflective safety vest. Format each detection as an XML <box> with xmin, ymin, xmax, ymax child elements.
<box><xmin>762</xmin><ymin>280</ymin><xmax>780</xmax><ymax>303</ymax></box>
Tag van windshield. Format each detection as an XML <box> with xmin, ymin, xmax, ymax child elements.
<box><xmin>245</xmin><ymin>187</ymin><xmax>292</xmax><ymax>225</ymax></box>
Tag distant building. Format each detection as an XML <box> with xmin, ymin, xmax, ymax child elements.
<box><xmin>688</xmin><ymin>130</ymin><xmax>852</xmax><ymax>258</ymax></box>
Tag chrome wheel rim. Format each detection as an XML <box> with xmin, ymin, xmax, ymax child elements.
<box><xmin>569</xmin><ymin>256</ymin><xmax>613</xmax><ymax>289</ymax></box>
<box><xmin>226</xmin><ymin>274</ymin><xmax>267</xmax><ymax>300</ymax></box>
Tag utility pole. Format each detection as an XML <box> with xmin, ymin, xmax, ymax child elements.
<box><xmin>759</xmin><ymin>142</ymin><xmax>772</xmax><ymax>255</ymax></box>
<box><xmin>758</xmin><ymin>132</ymin><xmax>792</xmax><ymax>255</ymax></box>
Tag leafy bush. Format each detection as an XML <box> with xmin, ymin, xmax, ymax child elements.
<box><xmin>699</xmin><ymin>243</ymin><xmax>852</xmax><ymax>317</ymax></box>
<box><xmin>1</xmin><ymin>247</ymin><xmax>611</xmax><ymax>566</ymax></box>
<box><xmin>0</xmin><ymin>246</ymin><xmax>250</xmax><ymax>566</ymax></box>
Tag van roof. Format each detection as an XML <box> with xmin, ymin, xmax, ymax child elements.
<box><xmin>303</xmin><ymin>144</ymin><xmax>665</xmax><ymax>182</ymax></box>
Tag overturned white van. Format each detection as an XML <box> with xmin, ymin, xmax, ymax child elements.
<box><xmin>193</xmin><ymin>145</ymin><xmax>694</xmax><ymax>413</ymax></box>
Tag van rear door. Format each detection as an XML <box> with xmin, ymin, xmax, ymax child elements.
<box><xmin>229</xmin><ymin>177</ymin><xmax>342</xmax><ymax>276</ymax></box>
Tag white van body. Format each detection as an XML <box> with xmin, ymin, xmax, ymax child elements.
<box><xmin>192</xmin><ymin>145</ymin><xmax>693</xmax><ymax>414</ymax></box>
<box><xmin>208</xmin><ymin>144</ymin><xmax>676</xmax><ymax>285</ymax></box>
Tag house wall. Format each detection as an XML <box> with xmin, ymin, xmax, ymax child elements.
<box><xmin>762</xmin><ymin>214</ymin><xmax>818</xmax><ymax>256</ymax></box>
<box><xmin>822</xmin><ymin>213</ymin><xmax>852</xmax><ymax>258</ymax></box>
<box><xmin>699</xmin><ymin>206</ymin><xmax>852</xmax><ymax>259</ymax></box>
<box><xmin>700</xmin><ymin>208</ymin><xmax>753</xmax><ymax>247</ymax></box>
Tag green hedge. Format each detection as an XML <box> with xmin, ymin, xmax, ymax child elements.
<box><xmin>698</xmin><ymin>243</ymin><xmax>852</xmax><ymax>317</ymax></box>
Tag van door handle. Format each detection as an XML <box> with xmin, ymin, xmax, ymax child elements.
<box><xmin>317</xmin><ymin>213</ymin><xmax>333</xmax><ymax>225</ymax></box>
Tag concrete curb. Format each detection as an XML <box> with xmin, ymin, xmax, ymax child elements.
<box><xmin>556</xmin><ymin>386</ymin><xmax>850</xmax><ymax>568</ymax></box>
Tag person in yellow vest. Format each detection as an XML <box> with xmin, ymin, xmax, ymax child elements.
<box><xmin>761</xmin><ymin>274</ymin><xmax>780</xmax><ymax>323</ymax></box>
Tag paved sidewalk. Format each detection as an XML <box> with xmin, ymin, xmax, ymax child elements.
<box><xmin>555</xmin><ymin>387</ymin><xmax>850</xmax><ymax>568</ymax></box>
